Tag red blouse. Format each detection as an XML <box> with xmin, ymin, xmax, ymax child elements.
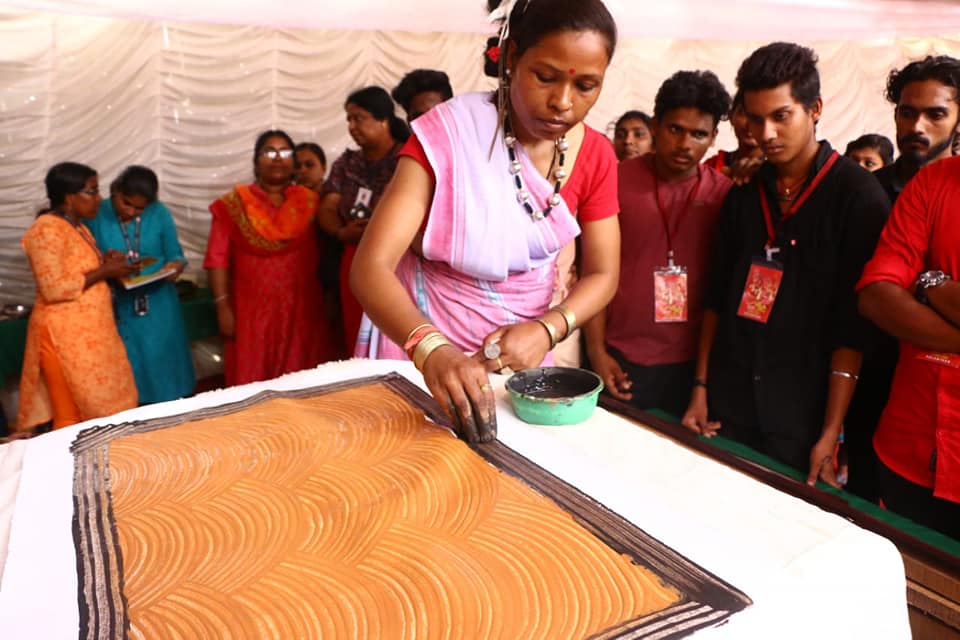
<box><xmin>400</xmin><ymin>125</ymin><xmax>619</xmax><ymax>223</ymax></box>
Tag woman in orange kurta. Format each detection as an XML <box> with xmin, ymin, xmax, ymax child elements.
<box><xmin>17</xmin><ymin>162</ymin><xmax>139</xmax><ymax>431</ymax></box>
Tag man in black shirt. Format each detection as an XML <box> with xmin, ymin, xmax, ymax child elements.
<box><xmin>681</xmin><ymin>42</ymin><xmax>891</xmax><ymax>485</ymax></box>
<box><xmin>874</xmin><ymin>56</ymin><xmax>960</xmax><ymax>204</ymax></box>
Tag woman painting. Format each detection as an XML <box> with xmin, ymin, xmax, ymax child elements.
<box><xmin>86</xmin><ymin>165</ymin><xmax>196</xmax><ymax>404</ymax></box>
<box><xmin>17</xmin><ymin>162</ymin><xmax>138</xmax><ymax>431</ymax></box>
<box><xmin>318</xmin><ymin>87</ymin><xmax>410</xmax><ymax>354</ymax></box>
<box><xmin>351</xmin><ymin>0</ymin><xmax>621</xmax><ymax>442</ymax></box>
<box><xmin>204</xmin><ymin>130</ymin><xmax>334</xmax><ymax>386</ymax></box>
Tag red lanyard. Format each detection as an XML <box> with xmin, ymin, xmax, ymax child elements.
<box><xmin>654</xmin><ymin>165</ymin><xmax>702</xmax><ymax>266</ymax></box>
<box><xmin>759</xmin><ymin>150</ymin><xmax>839</xmax><ymax>250</ymax></box>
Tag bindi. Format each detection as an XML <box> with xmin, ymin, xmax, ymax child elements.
<box><xmin>569</xmin><ymin>68</ymin><xmax>576</xmax><ymax>75</ymax></box>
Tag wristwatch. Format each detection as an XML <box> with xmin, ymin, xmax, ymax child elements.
<box><xmin>916</xmin><ymin>270</ymin><xmax>951</xmax><ymax>304</ymax></box>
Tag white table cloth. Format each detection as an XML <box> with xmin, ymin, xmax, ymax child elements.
<box><xmin>0</xmin><ymin>359</ymin><xmax>910</xmax><ymax>638</ymax></box>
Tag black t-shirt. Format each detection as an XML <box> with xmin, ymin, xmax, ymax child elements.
<box><xmin>705</xmin><ymin>142</ymin><xmax>891</xmax><ymax>466</ymax></box>
<box><xmin>873</xmin><ymin>157</ymin><xmax>910</xmax><ymax>204</ymax></box>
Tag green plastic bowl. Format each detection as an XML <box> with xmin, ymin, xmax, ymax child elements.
<box><xmin>505</xmin><ymin>367</ymin><xmax>604</xmax><ymax>426</ymax></box>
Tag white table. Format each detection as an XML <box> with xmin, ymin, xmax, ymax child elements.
<box><xmin>0</xmin><ymin>359</ymin><xmax>910</xmax><ymax>638</ymax></box>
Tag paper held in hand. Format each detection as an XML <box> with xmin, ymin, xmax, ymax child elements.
<box><xmin>120</xmin><ymin>266</ymin><xmax>177</xmax><ymax>291</ymax></box>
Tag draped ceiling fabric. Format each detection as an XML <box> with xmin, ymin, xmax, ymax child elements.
<box><xmin>1</xmin><ymin>1</ymin><xmax>960</xmax><ymax>303</ymax></box>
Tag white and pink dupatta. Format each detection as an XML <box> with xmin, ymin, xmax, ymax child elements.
<box><xmin>355</xmin><ymin>92</ymin><xmax>580</xmax><ymax>359</ymax></box>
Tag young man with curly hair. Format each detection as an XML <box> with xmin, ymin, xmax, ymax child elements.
<box><xmin>874</xmin><ymin>55</ymin><xmax>960</xmax><ymax>203</ymax></box>
<box><xmin>585</xmin><ymin>70</ymin><xmax>732</xmax><ymax>416</ymax></box>
<box><xmin>681</xmin><ymin>43</ymin><xmax>891</xmax><ymax>486</ymax></box>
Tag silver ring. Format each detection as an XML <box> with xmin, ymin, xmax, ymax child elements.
<box><xmin>483</xmin><ymin>341</ymin><xmax>501</xmax><ymax>360</ymax></box>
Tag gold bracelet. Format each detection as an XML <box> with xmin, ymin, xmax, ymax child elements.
<box><xmin>535</xmin><ymin>317</ymin><xmax>559</xmax><ymax>349</ymax></box>
<box><xmin>413</xmin><ymin>332</ymin><xmax>451</xmax><ymax>371</ymax></box>
<box><xmin>551</xmin><ymin>305</ymin><xmax>577</xmax><ymax>339</ymax></box>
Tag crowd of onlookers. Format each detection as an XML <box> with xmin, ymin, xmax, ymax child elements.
<box><xmin>5</xmin><ymin>0</ymin><xmax>959</xmax><ymax>543</ymax></box>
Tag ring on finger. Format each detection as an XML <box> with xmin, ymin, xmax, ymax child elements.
<box><xmin>480</xmin><ymin>383</ymin><xmax>492</xmax><ymax>392</ymax></box>
<box><xmin>483</xmin><ymin>341</ymin><xmax>501</xmax><ymax>360</ymax></box>
<box><xmin>495</xmin><ymin>356</ymin><xmax>504</xmax><ymax>371</ymax></box>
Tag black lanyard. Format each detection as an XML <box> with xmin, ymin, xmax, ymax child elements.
<box><xmin>116</xmin><ymin>214</ymin><xmax>141</xmax><ymax>261</ymax></box>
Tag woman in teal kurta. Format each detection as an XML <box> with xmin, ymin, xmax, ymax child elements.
<box><xmin>86</xmin><ymin>166</ymin><xmax>195</xmax><ymax>404</ymax></box>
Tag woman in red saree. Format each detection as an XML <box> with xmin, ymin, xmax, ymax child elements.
<box><xmin>204</xmin><ymin>130</ymin><xmax>334</xmax><ymax>386</ymax></box>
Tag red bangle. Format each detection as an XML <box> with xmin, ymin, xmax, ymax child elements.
<box><xmin>403</xmin><ymin>325</ymin><xmax>439</xmax><ymax>359</ymax></box>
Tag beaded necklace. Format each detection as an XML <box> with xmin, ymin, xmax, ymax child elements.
<box><xmin>504</xmin><ymin>120</ymin><xmax>567</xmax><ymax>220</ymax></box>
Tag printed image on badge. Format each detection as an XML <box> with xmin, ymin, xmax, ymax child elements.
<box><xmin>736</xmin><ymin>260</ymin><xmax>783</xmax><ymax>323</ymax></box>
<box><xmin>350</xmin><ymin>186</ymin><xmax>374</xmax><ymax>220</ymax></box>
<box><xmin>355</xmin><ymin>186</ymin><xmax>373</xmax><ymax>208</ymax></box>
<box><xmin>654</xmin><ymin>268</ymin><xmax>688</xmax><ymax>323</ymax></box>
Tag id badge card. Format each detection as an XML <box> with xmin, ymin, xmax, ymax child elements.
<box><xmin>654</xmin><ymin>264</ymin><xmax>688</xmax><ymax>323</ymax></box>
<box><xmin>134</xmin><ymin>293</ymin><xmax>149</xmax><ymax>317</ymax></box>
<box><xmin>350</xmin><ymin>186</ymin><xmax>373</xmax><ymax>219</ymax></box>
<box><xmin>736</xmin><ymin>257</ymin><xmax>783</xmax><ymax>324</ymax></box>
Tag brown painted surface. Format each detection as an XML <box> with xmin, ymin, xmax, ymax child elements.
<box><xmin>106</xmin><ymin>384</ymin><xmax>682</xmax><ymax>639</ymax></box>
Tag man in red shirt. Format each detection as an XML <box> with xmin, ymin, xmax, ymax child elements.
<box><xmin>585</xmin><ymin>70</ymin><xmax>732</xmax><ymax>416</ymax></box>
<box><xmin>858</xmin><ymin>155</ymin><xmax>960</xmax><ymax>540</ymax></box>
<box><xmin>845</xmin><ymin>56</ymin><xmax>960</xmax><ymax>503</ymax></box>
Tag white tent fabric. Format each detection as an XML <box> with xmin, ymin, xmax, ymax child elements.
<box><xmin>0</xmin><ymin>2</ymin><xmax>959</xmax><ymax>302</ymax></box>
<box><xmin>7</xmin><ymin>0</ymin><xmax>960</xmax><ymax>39</ymax></box>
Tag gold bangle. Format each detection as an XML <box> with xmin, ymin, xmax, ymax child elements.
<box><xmin>404</xmin><ymin>322</ymin><xmax>435</xmax><ymax>345</ymax></box>
<box><xmin>413</xmin><ymin>332</ymin><xmax>451</xmax><ymax>371</ymax></box>
<box><xmin>535</xmin><ymin>317</ymin><xmax>559</xmax><ymax>349</ymax></box>
<box><xmin>551</xmin><ymin>305</ymin><xmax>577</xmax><ymax>338</ymax></box>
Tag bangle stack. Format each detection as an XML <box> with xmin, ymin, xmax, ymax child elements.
<box><xmin>403</xmin><ymin>323</ymin><xmax>436</xmax><ymax>357</ymax></box>
<box><xmin>403</xmin><ymin>322</ymin><xmax>453</xmax><ymax>371</ymax></box>
<box><xmin>412</xmin><ymin>332</ymin><xmax>452</xmax><ymax>371</ymax></box>
<box><xmin>551</xmin><ymin>305</ymin><xmax>577</xmax><ymax>338</ymax></box>
<box><xmin>535</xmin><ymin>317</ymin><xmax>559</xmax><ymax>350</ymax></box>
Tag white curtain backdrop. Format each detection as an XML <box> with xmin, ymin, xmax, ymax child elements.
<box><xmin>1</xmin><ymin>4</ymin><xmax>959</xmax><ymax>302</ymax></box>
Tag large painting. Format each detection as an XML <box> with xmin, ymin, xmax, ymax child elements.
<box><xmin>71</xmin><ymin>374</ymin><xmax>750</xmax><ymax>639</ymax></box>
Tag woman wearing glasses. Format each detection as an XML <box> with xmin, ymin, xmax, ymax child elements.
<box><xmin>318</xmin><ymin>87</ymin><xmax>410</xmax><ymax>354</ymax></box>
<box><xmin>17</xmin><ymin>162</ymin><xmax>138</xmax><ymax>432</ymax></box>
<box><xmin>204</xmin><ymin>130</ymin><xmax>335</xmax><ymax>385</ymax></box>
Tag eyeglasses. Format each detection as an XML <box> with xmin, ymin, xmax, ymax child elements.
<box><xmin>78</xmin><ymin>188</ymin><xmax>100</xmax><ymax>197</ymax></box>
<box><xmin>259</xmin><ymin>147</ymin><xmax>294</xmax><ymax>160</ymax></box>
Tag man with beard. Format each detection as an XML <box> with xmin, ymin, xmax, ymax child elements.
<box><xmin>844</xmin><ymin>56</ymin><xmax>960</xmax><ymax>502</ymax></box>
<box><xmin>874</xmin><ymin>56</ymin><xmax>960</xmax><ymax>204</ymax></box>
<box><xmin>854</xmin><ymin>56</ymin><xmax>960</xmax><ymax>539</ymax></box>
<box><xmin>681</xmin><ymin>43</ymin><xmax>890</xmax><ymax>486</ymax></box>
<box><xmin>586</xmin><ymin>70</ymin><xmax>731</xmax><ymax>416</ymax></box>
